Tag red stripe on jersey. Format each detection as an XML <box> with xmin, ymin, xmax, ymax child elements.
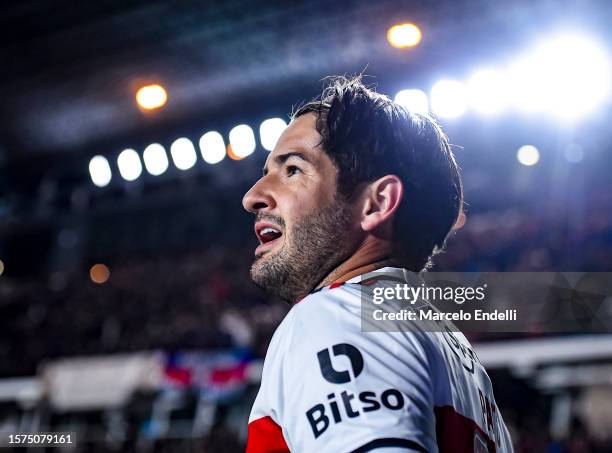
<box><xmin>246</xmin><ymin>416</ymin><xmax>290</xmax><ymax>453</ymax></box>
<box><xmin>435</xmin><ymin>405</ymin><xmax>497</xmax><ymax>453</ymax></box>
<box><xmin>329</xmin><ymin>282</ymin><xmax>345</xmax><ymax>289</ymax></box>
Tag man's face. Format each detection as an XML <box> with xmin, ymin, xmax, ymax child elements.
<box><xmin>242</xmin><ymin>113</ymin><xmax>359</xmax><ymax>302</ymax></box>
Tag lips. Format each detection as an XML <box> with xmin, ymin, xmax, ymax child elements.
<box><xmin>254</xmin><ymin>221</ymin><xmax>284</xmax><ymax>254</ymax></box>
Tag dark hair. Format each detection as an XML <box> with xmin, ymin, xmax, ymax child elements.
<box><xmin>293</xmin><ymin>75</ymin><xmax>463</xmax><ymax>271</ymax></box>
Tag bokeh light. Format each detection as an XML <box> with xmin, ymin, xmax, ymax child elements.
<box><xmin>170</xmin><ymin>138</ymin><xmax>197</xmax><ymax>171</ymax></box>
<box><xmin>387</xmin><ymin>23</ymin><xmax>422</xmax><ymax>48</ymax></box>
<box><xmin>136</xmin><ymin>84</ymin><xmax>168</xmax><ymax>110</ymax></box>
<box><xmin>88</xmin><ymin>155</ymin><xmax>112</xmax><ymax>187</ymax></box>
<box><xmin>227</xmin><ymin>144</ymin><xmax>241</xmax><ymax>161</ymax></box>
<box><xmin>394</xmin><ymin>89</ymin><xmax>429</xmax><ymax>114</ymax></box>
<box><xmin>259</xmin><ymin>118</ymin><xmax>287</xmax><ymax>151</ymax></box>
<box><xmin>508</xmin><ymin>33</ymin><xmax>611</xmax><ymax>119</ymax></box>
<box><xmin>517</xmin><ymin>145</ymin><xmax>540</xmax><ymax>166</ymax></box>
<box><xmin>467</xmin><ymin>69</ymin><xmax>509</xmax><ymax>115</ymax></box>
<box><xmin>117</xmin><ymin>149</ymin><xmax>143</xmax><ymax>181</ymax></box>
<box><xmin>431</xmin><ymin>80</ymin><xmax>467</xmax><ymax>118</ymax></box>
<box><xmin>229</xmin><ymin>124</ymin><xmax>256</xmax><ymax>158</ymax></box>
<box><xmin>199</xmin><ymin>131</ymin><xmax>226</xmax><ymax>164</ymax></box>
<box><xmin>143</xmin><ymin>143</ymin><xmax>169</xmax><ymax>176</ymax></box>
<box><xmin>90</xmin><ymin>263</ymin><xmax>110</xmax><ymax>284</ymax></box>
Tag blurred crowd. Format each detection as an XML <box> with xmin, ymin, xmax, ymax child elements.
<box><xmin>0</xmin><ymin>244</ymin><xmax>287</xmax><ymax>377</ymax></box>
<box><xmin>437</xmin><ymin>191</ymin><xmax>612</xmax><ymax>272</ymax></box>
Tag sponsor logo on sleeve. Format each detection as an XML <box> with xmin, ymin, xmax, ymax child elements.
<box><xmin>317</xmin><ymin>343</ymin><xmax>364</xmax><ymax>384</ymax></box>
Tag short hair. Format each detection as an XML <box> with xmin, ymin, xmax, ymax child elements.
<box><xmin>293</xmin><ymin>75</ymin><xmax>463</xmax><ymax>271</ymax></box>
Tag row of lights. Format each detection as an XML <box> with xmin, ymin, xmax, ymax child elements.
<box><xmin>89</xmin><ymin>118</ymin><xmax>287</xmax><ymax>187</ymax></box>
<box><xmin>93</xmin><ymin>30</ymin><xmax>605</xmax><ymax>186</ymax></box>
<box><xmin>393</xmin><ymin>32</ymin><xmax>610</xmax><ymax>120</ymax></box>
<box><xmin>89</xmin><ymin>120</ymin><xmax>584</xmax><ymax>185</ymax></box>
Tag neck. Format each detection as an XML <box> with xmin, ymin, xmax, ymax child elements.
<box><xmin>316</xmin><ymin>238</ymin><xmax>395</xmax><ymax>289</ymax></box>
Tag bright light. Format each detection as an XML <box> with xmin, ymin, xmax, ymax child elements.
<box><xmin>387</xmin><ymin>23</ymin><xmax>422</xmax><ymax>48</ymax></box>
<box><xmin>0</xmin><ymin>259</ymin><xmax>4</xmax><ymax>276</ymax></box>
<box><xmin>507</xmin><ymin>56</ymin><xmax>543</xmax><ymax>112</ymax></box>
<box><xmin>229</xmin><ymin>124</ymin><xmax>256</xmax><ymax>158</ymax></box>
<box><xmin>170</xmin><ymin>138</ymin><xmax>197</xmax><ymax>171</ymax></box>
<box><xmin>90</xmin><ymin>264</ymin><xmax>110</xmax><ymax>284</ymax></box>
<box><xmin>143</xmin><ymin>143</ymin><xmax>169</xmax><ymax>176</ymax></box>
<box><xmin>394</xmin><ymin>89</ymin><xmax>429</xmax><ymax>114</ymax></box>
<box><xmin>509</xmin><ymin>33</ymin><xmax>611</xmax><ymax>119</ymax></box>
<box><xmin>88</xmin><ymin>155</ymin><xmax>112</xmax><ymax>187</ymax></box>
<box><xmin>227</xmin><ymin>144</ymin><xmax>241</xmax><ymax>161</ymax></box>
<box><xmin>259</xmin><ymin>118</ymin><xmax>287</xmax><ymax>151</ymax></box>
<box><xmin>431</xmin><ymin>80</ymin><xmax>467</xmax><ymax>118</ymax></box>
<box><xmin>199</xmin><ymin>131</ymin><xmax>226</xmax><ymax>164</ymax></box>
<box><xmin>136</xmin><ymin>84</ymin><xmax>168</xmax><ymax>110</ymax></box>
<box><xmin>117</xmin><ymin>149</ymin><xmax>142</xmax><ymax>181</ymax></box>
<box><xmin>467</xmin><ymin>69</ymin><xmax>509</xmax><ymax>115</ymax></box>
<box><xmin>517</xmin><ymin>145</ymin><xmax>540</xmax><ymax>166</ymax></box>
<box><xmin>564</xmin><ymin>143</ymin><xmax>584</xmax><ymax>163</ymax></box>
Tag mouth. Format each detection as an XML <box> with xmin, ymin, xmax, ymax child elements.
<box><xmin>254</xmin><ymin>221</ymin><xmax>284</xmax><ymax>255</ymax></box>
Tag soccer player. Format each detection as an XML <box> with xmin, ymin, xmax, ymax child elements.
<box><xmin>242</xmin><ymin>76</ymin><xmax>513</xmax><ymax>452</ymax></box>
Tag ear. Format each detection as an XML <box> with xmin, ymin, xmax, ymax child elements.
<box><xmin>360</xmin><ymin>175</ymin><xmax>404</xmax><ymax>232</ymax></box>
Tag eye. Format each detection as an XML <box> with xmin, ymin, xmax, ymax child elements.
<box><xmin>286</xmin><ymin>165</ymin><xmax>301</xmax><ymax>176</ymax></box>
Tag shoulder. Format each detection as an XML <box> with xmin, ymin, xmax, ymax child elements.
<box><xmin>281</xmin><ymin>285</ymin><xmax>438</xmax><ymax>386</ymax></box>
<box><xmin>287</xmin><ymin>283</ymin><xmax>367</xmax><ymax>346</ymax></box>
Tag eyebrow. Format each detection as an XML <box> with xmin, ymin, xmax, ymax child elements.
<box><xmin>262</xmin><ymin>151</ymin><xmax>313</xmax><ymax>175</ymax></box>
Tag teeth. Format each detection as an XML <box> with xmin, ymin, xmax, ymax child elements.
<box><xmin>261</xmin><ymin>227</ymin><xmax>280</xmax><ymax>235</ymax></box>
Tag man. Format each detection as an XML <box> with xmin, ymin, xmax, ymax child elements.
<box><xmin>242</xmin><ymin>76</ymin><xmax>513</xmax><ymax>452</ymax></box>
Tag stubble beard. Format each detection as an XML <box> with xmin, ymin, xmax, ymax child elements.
<box><xmin>250</xmin><ymin>198</ymin><xmax>355</xmax><ymax>303</ymax></box>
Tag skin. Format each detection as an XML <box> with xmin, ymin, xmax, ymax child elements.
<box><xmin>242</xmin><ymin>113</ymin><xmax>404</xmax><ymax>303</ymax></box>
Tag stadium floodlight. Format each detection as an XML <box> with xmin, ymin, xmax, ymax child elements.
<box><xmin>507</xmin><ymin>56</ymin><xmax>542</xmax><ymax>113</ymax></box>
<box><xmin>517</xmin><ymin>145</ymin><xmax>540</xmax><ymax>166</ymax></box>
<box><xmin>229</xmin><ymin>124</ymin><xmax>256</xmax><ymax>159</ymax></box>
<box><xmin>143</xmin><ymin>143</ymin><xmax>169</xmax><ymax>176</ymax></box>
<box><xmin>431</xmin><ymin>80</ymin><xmax>467</xmax><ymax>118</ymax></box>
<box><xmin>170</xmin><ymin>138</ymin><xmax>197</xmax><ymax>171</ymax></box>
<box><xmin>136</xmin><ymin>84</ymin><xmax>168</xmax><ymax>110</ymax></box>
<box><xmin>88</xmin><ymin>155</ymin><xmax>112</xmax><ymax>187</ymax></box>
<box><xmin>509</xmin><ymin>33</ymin><xmax>611</xmax><ymax>119</ymax></box>
<box><xmin>387</xmin><ymin>23</ymin><xmax>422</xmax><ymax>48</ymax></box>
<box><xmin>117</xmin><ymin>149</ymin><xmax>142</xmax><ymax>182</ymax></box>
<box><xmin>260</xmin><ymin>118</ymin><xmax>287</xmax><ymax>151</ymax></box>
<box><xmin>467</xmin><ymin>69</ymin><xmax>508</xmax><ymax>115</ymax></box>
<box><xmin>394</xmin><ymin>89</ymin><xmax>429</xmax><ymax>114</ymax></box>
<box><xmin>199</xmin><ymin>131</ymin><xmax>226</xmax><ymax>165</ymax></box>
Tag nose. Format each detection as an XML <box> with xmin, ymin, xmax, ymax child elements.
<box><xmin>242</xmin><ymin>178</ymin><xmax>276</xmax><ymax>214</ymax></box>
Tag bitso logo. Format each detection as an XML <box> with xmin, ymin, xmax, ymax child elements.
<box><xmin>317</xmin><ymin>343</ymin><xmax>364</xmax><ymax>384</ymax></box>
<box><xmin>307</xmin><ymin>343</ymin><xmax>411</xmax><ymax>439</ymax></box>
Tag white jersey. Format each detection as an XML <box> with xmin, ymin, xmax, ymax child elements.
<box><xmin>247</xmin><ymin>267</ymin><xmax>513</xmax><ymax>453</ymax></box>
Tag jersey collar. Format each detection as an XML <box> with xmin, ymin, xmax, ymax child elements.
<box><xmin>306</xmin><ymin>266</ymin><xmax>422</xmax><ymax>298</ymax></box>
